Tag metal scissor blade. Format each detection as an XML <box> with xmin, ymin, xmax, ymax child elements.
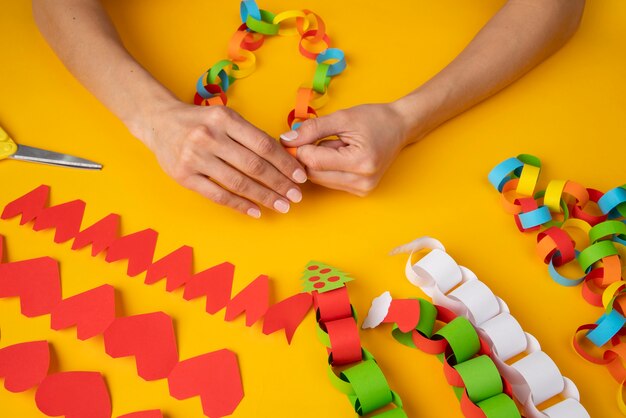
<box><xmin>10</xmin><ymin>145</ymin><xmax>102</xmax><ymax>170</ymax></box>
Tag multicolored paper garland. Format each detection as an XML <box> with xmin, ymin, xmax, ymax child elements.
<box><xmin>489</xmin><ymin>155</ymin><xmax>626</xmax><ymax>413</ymax></box>
<box><xmin>194</xmin><ymin>1</ymin><xmax>346</xmax><ymax>132</ymax></box>
<box><xmin>301</xmin><ymin>261</ymin><xmax>408</xmax><ymax>417</ymax></box>
<box><xmin>363</xmin><ymin>237</ymin><xmax>589</xmax><ymax>418</ymax></box>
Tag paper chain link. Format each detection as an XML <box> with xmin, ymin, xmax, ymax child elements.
<box><xmin>194</xmin><ymin>1</ymin><xmax>346</xmax><ymax>133</ymax></box>
<box><xmin>490</xmin><ymin>155</ymin><xmax>626</xmax><ymax>413</ymax></box>
<box><xmin>303</xmin><ymin>267</ymin><xmax>407</xmax><ymax>417</ymax></box>
<box><xmin>363</xmin><ymin>237</ymin><xmax>588</xmax><ymax>418</ymax></box>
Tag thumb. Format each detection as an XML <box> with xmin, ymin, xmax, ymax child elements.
<box><xmin>279</xmin><ymin>112</ymin><xmax>344</xmax><ymax>147</ymax></box>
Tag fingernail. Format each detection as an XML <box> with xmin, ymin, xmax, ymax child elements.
<box><xmin>292</xmin><ymin>168</ymin><xmax>307</xmax><ymax>183</ymax></box>
<box><xmin>247</xmin><ymin>208</ymin><xmax>261</xmax><ymax>219</ymax></box>
<box><xmin>286</xmin><ymin>188</ymin><xmax>302</xmax><ymax>203</ymax></box>
<box><xmin>280</xmin><ymin>130</ymin><xmax>298</xmax><ymax>141</ymax></box>
<box><xmin>274</xmin><ymin>199</ymin><xmax>290</xmax><ymax>213</ymax></box>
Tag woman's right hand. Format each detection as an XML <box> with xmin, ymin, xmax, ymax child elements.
<box><xmin>137</xmin><ymin>101</ymin><xmax>308</xmax><ymax>218</ymax></box>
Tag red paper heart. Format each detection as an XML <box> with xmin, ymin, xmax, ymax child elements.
<box><xmin>103</xmin><ymin>312</ymin><xmax>178</xmax><ymax>381</ymax></box>
<box><xmin>183</xmin><ymin>262</ymin><xmax>234</xmax><ymax>314</ymax></box>
<box><xmin>51</xmin><ymin>284</ymin><xmax>116</xmax><ymax>340</ymax></box>
<box><xmin>224</xmin><ymin>274</ymin><xmax>269</xmax><ymax>326</ymax></box>
<box><xmin>262</xmin><ymin>292</ymin><xmax>313</xmax><ymax>344</ymax></box>
<box><xmin>168</xmin><ymin>349</ymin><xmax>243</xmax><ymax>418</ymax></box>
<box><xmin>35</xmin><ymin>371</ymin><xmax>111</xmax><ymax>418</ymax></box>
<box><xmin>144</xmin><ymin>245</ymin><xmax>193</xmax><ymax>291</ymax></box>
<box><xmin>72</xmin><ymin>213</ymin><xmax>120</xmax><ymax>256</ymax></box>
<box><xmin>383</xmin><ymin>299</ymin><xmax>421</xmax><ymax>333</ymax></box>
<box><xmin>32</xmin><ymin>200</ymin><xmax>86</xmax><ymax>243</ymax></box>
<box><xmin>117</xmin><ymin>410</ymin><xmax>163</xmax><ymax>418</ymax></box>
<box><xmin>0</xmin><ymin>257</ymin><xmax>62</xmax><ymax>317</ymax></box>
<box><xmin>1</xmin><ymin>184</ymin><xmax>50</xmax><ymax>225</ymax></box>
<box><xmin>105</xmin><ymin>229</ymin><xmax>158</xmax><ymax>276</ymax></box>
<box><xmin>0</xmin><ymin>340</ymin><xmax>50</xmax><ymax>392</ymax></box>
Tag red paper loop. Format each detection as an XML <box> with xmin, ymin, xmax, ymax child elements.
<box><xmin>572</xmin><ymin>188</ymin><xmax>608</xmax><ymax>226</ymax></box>
<box><xmin>326</xmin><ymin>317</ymin><xmax>363</xmax><ymax>366</ymax></box>
<box><xmin>537</xmin><ymin>226</ymin><xmax>576</xmax><ymax>266</ymax></box>
<box><xmin>299</xmin><ymin>29</ymin><xmax>331</xmax><ymax>60</ymax></box>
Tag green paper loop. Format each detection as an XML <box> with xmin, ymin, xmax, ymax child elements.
<box><xmin>246</xmin><ymin>9</ymin><xmax>279</xmax><ymax>35</ymax></box>
<box><xmin>477</xmin><ymin>393</ymin><xmax>522</xmax><ymax>418</ymax></box>
<box><xmin>391</xmin><ymin>326</ymin><xmax>415</xmax><ymax>348</ymax></box>
<box><xmin>416</xmin><ymin>298</ymin><xmax>437</xmax><ymax>337</ymax></box>
<box><xmin>316</xmin><ymin>322</ymin><xmax>331</xmax><ymax>347</ymax></box>
<box><xmin>517</xmin><ymin>153</ymin><xmax>541</xmax><ymax>168</ymax></box>
<box><xmin>578</xmin><ymin>240</ymin><xmax>619</xmax><ymax>272</ymax></box>
<box><xmin>454</xmin><ymin>355</ymin><xmax>503</xmax><ymax>403</ymax></box>
<box><xmin>341</xmin><ymin>360</ymin><xmax>393</xmax><ymax>415</ymax></box>
<box><xmin>313</xmin><ymin>63</ymin><xmax>331</xmax><ymax>93</ymax></box>
<box><xmin>327</xmin><ymin>364</ymin><xmax>355</xmax><ymax>395</ymax></box>
<box><xmin>434</xmin><ymin>317</ymin><xmax>480</xmax><ymax>364</ymax></box>
<box><xmin>589</xmin><ymin>220</ymin><xmax>626</xmax><ymax>243</ymax></box>
<box><xmin>451</xmin><ymin>385</ymin><xmax>464</xmax><ymax>401</ymax></box>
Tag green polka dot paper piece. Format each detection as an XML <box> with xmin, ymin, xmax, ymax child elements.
<box><xmin>301</xmin><ymin>261</ymin><xmax>353</xmax><ymax>293</ymax></box>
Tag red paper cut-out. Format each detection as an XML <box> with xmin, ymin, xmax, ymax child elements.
<box><xmin>262</xmin><ymin>292</ymin><xmax>313</xmax><ymax>344</ymax></box>
<box><xmin>35</xmin><ymin>371</ymin><xmax>112</xmax><ymax>418</ymax></box>
<box><xmin>0</xmin><ymin>234</ymin><xmax>4</xmax><ymax>263</ymax></box>
<box><xmin>1</xmin><ymin>184</ymin><xmax>50</xmax><ymax>225</ymax></box>
<box><xmin>0</xmin><ymin>257</ymin><xmax>62</xmax><ymax>317</ymax></box>
<box><xmin>168</xmin><ymin>349</ymin><xmax>243</xmax><ymax>418</ymax></box>
<box><xmin>0</xmin><ymin>340</ymin><xmax>50</xmax><ymax>392</ymax></box>
<box><xmin>145</xmin><ymin>245</ymin><xmax>193</xmax><ymax>292</ymax></box>
<box><xmin>51</xmin><ymin>284</ymin><xmax>116</xmax><ymax>340</ymax></box>
<box><xmin>32</xmin><ymin>200</ymin><xmax>86</xmax><ymax>243</ymax></box>
<box><xmin>383</xmin><ymin>299</ymin><xmax>421</xmax><ymax>333</ymax></box>
<box><xmin>117</xmin><ymin>411</ymin><xmax>163</xmax><ymax>418</ymax></box>
<box><xmin>72</xmin><ymin>213</ymin><xmax>121</xmax><ymax>256</ymax></box>
<box><xmin>105</xmin><ymin>228</ymin><xmax>158</xmax><ymax>276</ymax></box>
<box><xmin>103</xmin><ymin>312</ymin><xmax>178</xmax><ymax>381</ymax></box>
<box><xmin>183</xmin><ymin>262</ymin><xmax>234</xmax><ymax>314</ymax></box>
<box><xmin>224</xmin><ymin>274</ymin><xmax>269</xmax><ymax>326</ymax></box>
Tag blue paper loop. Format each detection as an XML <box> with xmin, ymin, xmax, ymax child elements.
<box><xmin>518</xmin><ymin>205</ymin><xmax>551</xmax><ymax>229</ymax></box>
<box><xmin>240</xmin><ymin>0</ymin><xmax>261</xmax><ymax>23</ymax></box>
<box><xmin>586</xmin><ymin>309</ymin><xmax>626</xmax><ymax>347</ymax></box>
<box><xmin>548</xmin><ymin>250</ymin><xmax>583</xmax><ymax>287</ymax></box>
<box><xmin>316</xmin><ymin>48</ymin><xmax>347</xmax><ymax>76</ymax></box>
<box><xmin>488</xmin><ymin>158</ymin><xmax>523</xmax><ymax>192</ymax></box>
<box><xmin>598</xmin><ymin>186</ymin><xmax>626</xmax><ymax>216</ymax></box>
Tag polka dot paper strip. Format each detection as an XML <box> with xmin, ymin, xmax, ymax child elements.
<box><xmin>489</xmin><ymin>155</ymin><xmax>626</xmax><ymax>413</ymax></box>
<box><xmin>194</xmin><ymin>1</ymin><xmax>346</xmax><ymax>133</ymax></box>
<box><xmin>363</xmin><ymin>237</ymin><xmax>589</xmax><ymax>418</ymax></box>
<box><xmin>301</xmin><ymin>261</ymin><xmax>407</xmax><ymax>417</ymax></box>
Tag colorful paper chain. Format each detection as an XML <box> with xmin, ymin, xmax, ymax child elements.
<box><xmin>489</xmin><ymin>155</ymin><xmax>626</xmax><ymax>413</ymax></box>
<box><xmin>363</xmin><ymin>237</ymin><xmax>589</xmax><ymax>418</ymax></box>
<box><xmin>194</xmin><ymin>1</ymin><xmax>346</xmax><ymax>131</ymax></box>
<box><xmin>300</xmin><ymin>261</ymin><xmax>407</xmax><ymax>417</ymax></box>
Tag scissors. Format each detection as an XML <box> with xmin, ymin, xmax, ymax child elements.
<box><xmin>0</xmin><ymin>125</ymin><xmax>102</xmax><ymax>170</ymax></box>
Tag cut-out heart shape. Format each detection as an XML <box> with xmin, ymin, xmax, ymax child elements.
<box><xmin>105</xmin><ymin>229</ymin><xmax>158</xmax><ymax>276</ymax></box>
<box><xmin>0</xmin><ymin>340</ymin><xmax>50</xmax><ymax>392</ymax></box>
<box><xmin>145</xmin><ymin>245</ymin><xmax>193</xmax><ymax>291</ymax></box>
<box><xmin>183</xmin><ymin>262</ymin><xmax>234</xmax><ymax>314</ymax></box>
<box><xmin>51</xmin><ymin>284</ymin><xmax>116</xmax><ymax>340</ymax></box>
<box><xmin>383</xmin><ymin>299</ymin><xmax>422</xmax><ymax>333</ymax></box>
<box><xmin>35</xmin><ymin>371</ymin><xmax>111</xmax><ymax>418</ymax></box>
<box><xmin>1</xmin><ymin>184</ymin><xmax>50</xmax><ymax>225</ymax></box>
<box><xmin>168</xmin><ymin>349</ymin><xmax>243</xmax><ymax>418</ymax></box>
<box><xmin>0</xmin><ymin>257</ymin><xmax>62</xmax><ymax>317</ymax></box>
<box><xmin>32</xmin><ymin>200</ymin><xmax>86</xmax><ymax>243</ymax></box>
<box><xmin>117</xmin><ymin>410</ymin><xmax>163</xmax><ymax>418</ymax></box>
<box><xmin>262</xmin><ymin>292</ymin><xmax>313</xmax><ymax>344</ymax></box>
<box><xmin>224</xmin><ymin>274</ymin><xmax>269</xmax><ymax>326</ymax></box>
<box><xmin>103</xmin><ymin>312</ymin><xmax>178</xmax><ymax>381</ymax></box>
<box><xmin>72</xmin><ymin>213</ymin><xmax>120</xmax><ymax>256</ymax></box>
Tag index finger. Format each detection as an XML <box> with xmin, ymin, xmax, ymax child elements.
<box><xmin>226</xmin><ymin>114</ymin><xmax>308</xmax><ymax>184</ymax></box>
<box><xmin>296</xmin><ymin>143</ymin><xmax>358</xmax><ymax>172</ymax></box>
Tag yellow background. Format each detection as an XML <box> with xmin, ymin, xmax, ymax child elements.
<box><xmin>1</xmin><ymin>0</ymin><xmax>625</xmax><ymax>417</ymax></box>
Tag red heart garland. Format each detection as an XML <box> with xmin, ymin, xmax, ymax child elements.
<box><xmin>168</xmin><ymin>349</ymin><xmax>243</xmax><ymax>418</ymax></box>
<box><xmin>105</xmin><ymin>229</ymin><xmax>158</xmax><ymax>277</ymax></box>
<box><xmin>144</xmin><ymin>245</ymin><xmax>193</xmax><ymax>291</ymax></box>
<box><xmin>32</xmin><ymin>200</ymin><xmax>86</xmax><ymax>244</ymax></box>
<box><xmin>103</xmin><ymin>312</ymin><xmax>178</xmax><ymax>381</ymax></box>
<box><xmin>72</xmin><ymin>213</ymin><xmax>120</xmax><ymax>256</ymax></box>
<box><xmin>51</xmin><ymin>284</ymin><xmax>116</xmax><ymax>340</ymax></box>
<box><xmin>0</xmin><ymin>257</ymin><xmax>62</xmax><ymax>317</ymax></box>
<box><xmin>262</xmin><ymin>292</ymin><xmax>313</xmax><ymax>344</ymax></box>
<box><xmin>224</xmin><ymin>274</ymin><xmax>269</xmax><ymax>326</ymax></box>
<box><xmin>0</xmin><ymin>340</ymin><xmax>50</xmax><ymax>392</ymax></box>
<box><xmin>35</xmin><ymin>371</ymin><xmax>112</xmax><ymax>418</ymax></box>
<box><xmin>183</xmin><ymin>262</ymin><xmax>234</xmax><ymax>314</ymax></box>
<box><xmin>1</xmin><ymin>184</ymin><xmax>50</xmax><ymax>225</ymax></box>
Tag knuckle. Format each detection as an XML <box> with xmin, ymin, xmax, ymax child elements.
<box><xmin>209</xmin><ymin>189</ymin><xmax>229</xmax><ymax>206</ymax></box>
<box><xmin>300</xmin><ymin>150</ymin><xmax>321</xmax><ymax>171</ymax></box>
<box><xmin>229</xmin><ymin>175</ymin><xmax>247</xmax><ymax>193</ymax></box>
<box><xmin>357</xmin><ymin>177</ymin><xmax>377</xmax><ymax>195</ymax></box>
<box><xmin>255</xmin><ymin>137</ymin><xmax>276</xmax><ymax>156</ymax></box>
<box><xmin>188</xmin><ymin>126</ymin><xmax>211</xmax><ymax>144</ymax></box>
<box><xmin>358</xmin><ymin>155</ymin><xmax>379</xmax><ymax>175</ymax></box>
<box><xmin>246</xmin><ymin>156</ymin><xmax>266</xmax><ymax>176</ymax></box>
<box><xmin>207</xmin><ymin>105</ymin><xmax>229</xmax><ymax>122</ymax></box>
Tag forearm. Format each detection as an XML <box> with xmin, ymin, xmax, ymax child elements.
<box><xmin>393</xmin><ymin>0</ymin><xmax>585</xmax><ymax>145</ymax></box>
<box><xmin>32</xmin><ymin>0</ymin><xmax>176</xmax><ymax>145</ymax></box>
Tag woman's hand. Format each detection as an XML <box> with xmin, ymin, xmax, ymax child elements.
<box><xmin>140</xmin><ymin>101</ymin><xmax>308</xmax><ymax>218</ymax></box>
<box><xmin>279</xmin><ymin>103</ymin><xmax>410</xmax><ymax>196</ymax></box>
